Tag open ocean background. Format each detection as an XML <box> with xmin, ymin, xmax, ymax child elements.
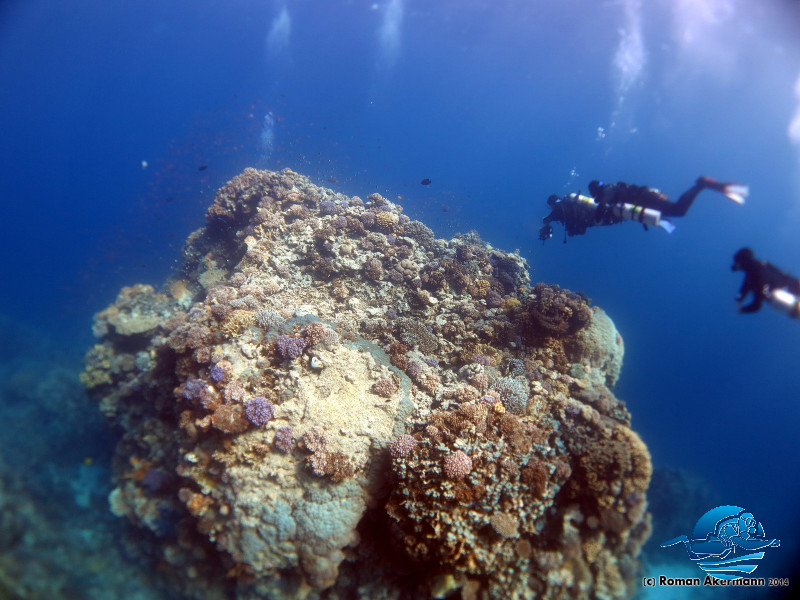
<box><xmin>1</xmin><ymin>0</ymin><xmax>799</xmax><ymax>597</ymax></box>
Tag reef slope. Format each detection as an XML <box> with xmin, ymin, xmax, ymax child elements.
<box><xmin>83</xmin><ymin>168</ymin><xmax>651</xmax><ymax>599</ymax></box>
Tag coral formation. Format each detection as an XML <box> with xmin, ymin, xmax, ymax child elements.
<box><xmin>244</xmin><ymin>396</ymin><xmax>275</xmax><ymax>426</ymax></box>
<box><xmin>83</xmin><ymin>168</ymin><xmax>651</xmax><ymax>599</ymax></box>
<box><xmin>442</xmin><ymin>449</ymin><xmax>473</xmax><ymax>480</ymax></box>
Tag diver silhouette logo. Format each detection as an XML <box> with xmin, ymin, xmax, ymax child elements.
<box><xmin>660</xmin><ymin>506</ymin><xmax>780</xmax><ymax>581</ymax></box>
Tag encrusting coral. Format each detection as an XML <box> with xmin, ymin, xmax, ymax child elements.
<box><xmin>83</xmin><ymin>168</ymin><xmax>651</xmax><ymax>599</ymax></box>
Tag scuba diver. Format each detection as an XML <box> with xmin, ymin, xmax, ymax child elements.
<box><xmin>732</xmin><ymin>247</ymin><xmax>800</xmax><ymax>317</ymax></box>
<box><xmin>539</xmin><ymin>176</ymin><xmax>748</xmax><ymax>242</ymax></box>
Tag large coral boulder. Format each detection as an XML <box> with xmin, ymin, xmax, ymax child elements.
<box><xmin>83</xmin><ymin>168</ymin><xmax>650</xmax><ymax>599</ymax></box>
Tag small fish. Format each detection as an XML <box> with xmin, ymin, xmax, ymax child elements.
<box><xmin>328</xmin><ymin>177</ymin><xmax>339</xmax><ymax>183</ymax></box>
<box><xmin>420</xmin><ymin>178</ymin><xmax>431</xmax><ymax>186</ymax></box>
<box><xmin>198</xmin><ymin>165</ymin><xmax>208</xmax><ymax>171</ymax></box>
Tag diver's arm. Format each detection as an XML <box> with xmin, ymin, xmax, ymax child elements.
<box><xmin>737</xmin><ymin>272</ymin><xmax>763</xmax><ymax>310</ymax></box>
<box><xmin>736</xmin><ymin>278</ymin><xmax>749</xmax><ymax>302</ymax></box>
<box><xmin>538</xmin><ymin>212</ymin><xmax>557</xmax><ymax>241</ymax></box>
<box><xmin>739</xmin><ymin>294</ymin><xmax>763</xmax><ymax>313</ymax></box>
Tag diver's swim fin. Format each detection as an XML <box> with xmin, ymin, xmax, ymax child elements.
<box><xmin>721</xmin><ymin>183</ymin><xmax>748</xmax><ymax>205</ymax></box>
<box><xmin>659</xmin><ymin>219</ymin><xmax>676</xmax><ymax>234</ymax></box>
<box><xmin>699</xmin><ymin>176</ymin><xmax>748</xmax><ymax>204</ymax></box>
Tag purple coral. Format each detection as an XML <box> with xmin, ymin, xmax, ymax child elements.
<box><xmin>473</xmin><ymin>354</ymin><xmax>491</xmax><ymax>366</ymax></box>
<box><xmin>141</xmin><ymin>469</ymin><xmax>173</xmax><ymax>493</ymax></box>
<box><xmin>565</xmin><ymin>402</ymin><xmax>582</xmax><ymax>419</ymax></box>
<box><xmin>182</xmin><ymin>377</ymin><xmax>207</xmax><ymax>401</ymax></box>
<box><xmin>319</xmin><ymin>200</ymin><xmax>338</xmax><ymax>215</ymax></box>
<box><xmin>479</xmin><ymin>394</ymin><xmax>498</xmax><ymax>407</ymax></box>
<box><xmin>485</xmin><ymin>289</ymin><xmax>503</xmax><ymax>308</ymax></box>
<box><xmin>422</xmin><ymin>356</ymin><xmax>439</xmax><ymax>368</ymax></box>
<box><xmin>406</xmin><ymin>360</ymin><xmax>422</xmax><ymax>378</ymax></box>
<box><xmin>276</xmin><ymin>334</ymin><xmax>306</xmax><ymax>360</ymax></box>
<box><xmin>274</xmin><ymin>426</ymin><xmax>294</xmax><ymax>453</ymax></box>
<box><xmin>209</xmin><ymin>364</ymin><xmax>225</xmax><ymax>382</ymax></box>
<box><xmin>361</xmin><ymin>211</ymin><xmax>376</xmax><ymax>227</ymax></box>
<box><xmin>245</xmin><ymin>397</ymin><xmax>274</xmax><ymax>426</ymax></box>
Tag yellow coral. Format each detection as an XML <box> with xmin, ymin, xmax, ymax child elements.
<box><xmin>581</xmin><ymin>533</ymin><xmax>605</xmax><ymax>562</ymax></box>
<box><xmin>168</xmin><ymin>279</ymin><xmax>185</xmax><ymax>298</ymax></box>
<box><xmin>375</xmin><ymin>211</ymin><xmax>396</xmax><ymax>230</ymax></box>
<box><xmin>473</xmin><ymin>279</ymin><xmax>491</xmax><ymax>298</ymax></box>
<box><xmin>222</xmin><ymin>310</ymin><xmax>256</xmax><ymax>338</ymax></box>
<box><xmin>79</xmin><ymin>368</ymin><xmax>112</xmax><ymax>389</ymax></box>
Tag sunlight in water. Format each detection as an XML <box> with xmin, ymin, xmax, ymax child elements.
<box><xmin>613</xmin><ymin>0</ymin><xmax>645</xmax><ymax>95</ymax></box>
<box><xmin>670</xmin><ymin>0</ymin><xmax>737</xmax><ymax>80</ymax></box>
<box><xmin>261</xmin><ymin>111</ymin><xmax>276</xmax><ymax>159</ymax></box>
<box><xmin>266</xmin><ymin>5</ymin><xmax>291</xmax><ymax>59</ymax></box>
<box><xmin>788</xmin><ymin>72</ymin><xmax>800</xmax><ymax>155</ymax></box>
<box><xmin>378</xmin><ymin>0</ymin><xmax>404</xmax><ymax>67</ymax></box>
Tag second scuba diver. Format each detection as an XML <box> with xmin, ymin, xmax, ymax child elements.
<box><xmin>731</xmin><ymin>247</ymin><xmax>800</xmax><ymax>318</ymax></box>
<box><xmin>539</xmin><ymin>176</ymin><xmax>748</xmax><ymax>242</ymax></box>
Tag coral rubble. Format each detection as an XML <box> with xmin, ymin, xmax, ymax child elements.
<box><xmin>83</xmin><ymin>168</ymin><xmax>651</xmax><ymax>599</ymax></box>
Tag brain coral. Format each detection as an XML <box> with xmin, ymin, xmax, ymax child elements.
<box><xmin>83</xmin><ymin>168</ymin><xmax>650</xmax><ymax>600</ymax></box>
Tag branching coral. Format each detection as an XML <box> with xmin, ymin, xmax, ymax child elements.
<box><xmin>275</xmin><ymin>334</ymin><xmax>306</xmax><ymax>360</ymax></box>
<box><xmin>221</xmin><ymin>310</ymin><xmax>255</xmax><ymax>338</ymax></box>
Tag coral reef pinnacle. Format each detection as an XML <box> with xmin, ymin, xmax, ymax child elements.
<box><xmin>83</xmin><ymin>168</ymin><xmax>650</xmax><ymax>599</ymax></box>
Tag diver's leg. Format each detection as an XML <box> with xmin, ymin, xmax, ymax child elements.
<box><xmin>663</xmin><ymin>181</ymin><xmax>705</xmax><ymax>217</ymax></box>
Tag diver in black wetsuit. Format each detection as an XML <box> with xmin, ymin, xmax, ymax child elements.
<box><xmin>732</xmin><ymin>247</ymin><xmax>800</xmax><ymax>316</ymax></box>
<box><xmin>539</xmin><ymin>176</ymin><xmax>748</xmax><ymax>242</ymax></box>
<box><xmin>539</xmin><ymin>194</ymin><xmax>600</xmax><ymax>239</ymax></box>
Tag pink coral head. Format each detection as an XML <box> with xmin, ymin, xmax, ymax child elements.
<box><xmin>443</xmin><ymin>450</ymin><xmax>472</xmax><ymax>480</ymax></box>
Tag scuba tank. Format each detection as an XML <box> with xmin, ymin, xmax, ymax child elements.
<box><xmin>612</xmin><ymin>203</ymin><xmax>663</xmax><ymax>229</ymax></box>
<box><xmin>765</xmin><ymin>288</ymin><xmax>800</xmax><ymax>318</ymax></box>
<box><xmin>568</xmin><ymin>194</ymin><xmax>674</xmax><ymax>233</ymax></box>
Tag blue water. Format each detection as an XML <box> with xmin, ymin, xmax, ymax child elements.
<box><xmin>1</xmin><ymin>0</ymin><xmax>799</xmax><ymax>594</ymax></box>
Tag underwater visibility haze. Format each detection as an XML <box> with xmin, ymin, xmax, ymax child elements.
<box><xmin>1</xmin><ymin>0</ymin><xmax>800</xmax><ymax>598</ymax></box>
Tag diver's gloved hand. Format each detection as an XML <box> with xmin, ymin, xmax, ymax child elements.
<box><xmin>538</xmin><ymin>224</ymin><xmax>553</xmax><ymax>241</ymax></box>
